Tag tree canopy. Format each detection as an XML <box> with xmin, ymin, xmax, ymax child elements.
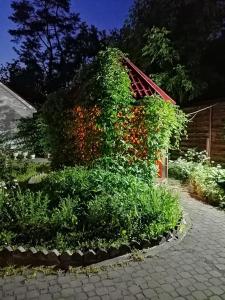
<box><xmin>1</xmin><ymin>0</ymin><xmax>105</xmax><ymax>106</ymax></box>
<box><xmin>121</xmin><ymin>0</ymin><xmax>225</xmax><ymax>103</ymax></box>
<box><xmin>1</xmin><ymin>0</ymin><xmax>225</xmax><ymax>105</ymax></box>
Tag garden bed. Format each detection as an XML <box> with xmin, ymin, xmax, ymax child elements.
<box><xmin>0</xmin><ymin>166</ymin><xmax>182</xmax><ymax>266</ymax></box>
<box><xmin>0</xmin><ymin>221</ymin><xmax>182</xmax><ymax>269</ymax></box>
<box><xmin>169</xmin><ymin>151</ymin><xmax>225</xmax><ymax>208</ymax></box>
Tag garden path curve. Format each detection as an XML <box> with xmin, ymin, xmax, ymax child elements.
<box><xmin>1</xmin><ymin>181</ymin><xmax>225</xmax><ymax>300</ymax></box>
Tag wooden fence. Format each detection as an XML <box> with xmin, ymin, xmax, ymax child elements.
<box><xmin>181</xmin><ymin>101</ymin><xmax>225</xmax><ymax>163</ymax></box>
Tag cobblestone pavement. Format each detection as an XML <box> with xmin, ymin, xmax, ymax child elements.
<box><xmin>1</xmin><ymin>182</ymin><xmax>225</xmax><ymax>300</ymax></box>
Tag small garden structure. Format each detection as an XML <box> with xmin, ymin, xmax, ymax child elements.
<box><xmin>44</xmin><ymin>48</ymin><xmax>186</xmax><ymax>176</ymax></box>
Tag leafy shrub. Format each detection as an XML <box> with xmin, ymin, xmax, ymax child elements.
<box><xmin>169</xmin><ymin>158</ymin><xmax>195</xmax><ymax>181</ymax></box>
<box><xmin>0</xmin><ymin>167</ymin><xmax>181</xmax><ymax>250</ymax></box>
<box><xmin>0</xmin><ymin>150</ymin><xmax>14</xmax><ymax>183</ymax></box>
<box><xmin>8</xmin><ymin>190</ymin><xmax>49</xmax><ymax>226</ymax></box>
<box><xmin>14</xmin><ymin>113</ymin><xmax>50</xmax><ymax>157</ymax></box>
<box><xmin>0</xmin><ymin>230</ymin><xmax>16</xmax><ymax>246</ymax></box>
<box><xmin>86</xmin><ymin>185</ymin><xmax>181</xmax><ymax>241</ymax></box>
<box><xmin>51</xmin><ymin>197</ymin><xmax>78</xmax><ymax>229</ymax></box>
<box><xmin>92</xmin><ymin>155</ymin><xmax>156</xmax><ymax>184</ymax></box>
<box><xmin>169</xmin><ymin>150</ymin><xmax>225</xmax><ymax>207</ymax></box>
<box><xmin>39</xmin><ymin>167</ymin><xmax>90</xmax><ymax>207</ymax></box>
<box><xmin>183</xmin><ymin>148</ymin><xmax>209</xmax><ymax>164</ymax></box>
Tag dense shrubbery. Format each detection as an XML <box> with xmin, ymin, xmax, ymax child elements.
<box><xmin>0</xmin><ymin>167</ymin><xmax>181</xmax><ymax>250</ymax></box>
<box><xmin>92</xmin><ymin>155</ymin><xmax>157</xmax><ymax>184</ymax></box>
<box><xmin>14</xmin><ymin>113</ymin><xmax>50</xmax><ymax>157</ymax></box>
<box><xmin>169</xmin><ymin>149</ymin><xmax>225</xmax><ymax>207</ymax></box>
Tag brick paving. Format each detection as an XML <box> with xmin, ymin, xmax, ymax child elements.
<box><xmin>1</xmin><ymin>181</ymin><xmax>225</xmax><ymax>299</ymax></box>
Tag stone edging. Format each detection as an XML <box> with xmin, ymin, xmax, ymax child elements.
<box><xmin>0</xmin><ymin>220</ymin><xmax>184</xmax><ymax>269</ymax></box>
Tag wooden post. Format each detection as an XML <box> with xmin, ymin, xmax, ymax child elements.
<box><xmin>165</xmin><ymin>155</ymin><xmax>168</xmax><ymax>179</ymax></box>
<box><xmin>207</xmin><ymin>107</ymin><xmax>212</xmax><ymax>158</ymax></box>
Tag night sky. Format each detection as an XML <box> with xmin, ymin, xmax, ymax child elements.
<box><xmin>0</xmin><ymin>0</ymin><xmax>133</xmax><ymax>65</ymax></box>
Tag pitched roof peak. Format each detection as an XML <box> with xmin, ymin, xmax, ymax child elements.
<box><xmin>123</xmin><ymin>58</ymin><xmax>175</xmax><ymax>103</ymax></box>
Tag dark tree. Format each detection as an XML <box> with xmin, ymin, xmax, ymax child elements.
<box><xmin>4</xmin><ymin>0</ymin><xmax>103</xmax><ymax>106</ymax></box>
<box><xmin>121</xmin><ymin>0</ymin><xmax>225</xmax><ymax>102</ymax></box>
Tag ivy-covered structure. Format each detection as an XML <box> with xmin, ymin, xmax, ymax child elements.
<box><xmin>45</xmin><ymin>49</ymin><xmax>184</xmax><ymax>179</ymax></box>
<box><xmin>123</xmin><ymin>58</ymin><xmax>175</xmax><ymax>178</ymax></box>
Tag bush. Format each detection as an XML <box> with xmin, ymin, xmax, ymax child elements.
<box><xmin>189</xmin><ymin>164</ymin><xmax>225</xmax><ymax>206</ymax></box>
<box><xmin>0</xmin><ymin>150</ymin><xmax>13</xmax><ymax>183</ymax></box>
<box><xmin>183</xmin><ymin>148</ymin><xmax>209</xmax><ymax>164</ymax></box>
<box><xmin>92</xmin><ymin>155</ymin><xmax>156</xmax><ymax>184</ymax></box>
<box><xmin>86</xmin><ymin>185</ymin><xmax>181</xmax><ymax>241</ymax></box>
<box><xmin>169</xmin><ymin>150</ymin><xmax>225</xmax><ymax>207</ymax></box>
<box><xmin>14</xmin><ymin>113</ymin><xmax>50</xmax><ymax>157</ymax></box>
<box><xmin>0</xmin><ymin>167</ymin><xmax>181</xmax><ymax>250</ymax></box>
<box><xmin>169</xmin><ymin>158</ymin><xmax>196</xmax><ymax>181</ymax></box>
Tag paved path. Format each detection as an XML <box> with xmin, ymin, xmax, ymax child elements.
<box><xmin>1</xmin><ymin>182</ymin><xmax>225</xmax><ymax>300</ymax></box>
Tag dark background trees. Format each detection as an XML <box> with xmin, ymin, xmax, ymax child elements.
<box><xmin>1</xmin><ymin>0</ymin><xmax>225</xmax><ymax>105</ymax></box>
<box><xmin>0</xmin><ymin>0</ymin><xmax>105</xmax><ymax>107</ymax></box>
<box><xmin>120</xmin><ymin>0</ymin><xmax>225</xmax><ymax>103</ymax></box>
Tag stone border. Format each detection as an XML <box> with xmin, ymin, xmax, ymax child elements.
<box><xmin>0</xmin><ymin>220</ymin><xmax>183</xmax><ymax>270</ymax></box>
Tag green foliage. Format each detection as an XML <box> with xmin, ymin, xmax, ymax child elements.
<box><xmin>92</xmin><ymin>155</ymin><xmax>156</xmax><ymax>184</ymax></box>
<box><xmin>169</xmin><ymin>158</ymin><xmax>197</xmax><ymax>182</ymax></box>
<box><xmin>4</xmin><ymin>0</ymin><xmax>104</xmax><ymax>106</ymax></box>
<box><xmin>183</xmin><ymin>148</ymin><xmax>209</xmax><ymax>164</ymax></box>
<box><xmin>142</xmin><ymin>27</ymin><xmax>179</xmax><ymax>67</ymax></box>
<box><xmin>143</xmin><ymin>95</ymin><xmax>187</xmax><ymax>161</ymax></box>
<box><xmin>0</xmin><ymin>150</ymin><xmax>14</xmax><ymax>184</ymax></box>
<box><xmin>51</xmin><ymin>197</ymin><xmax>78</xmax><ymax>229</ymax></box>
<box><xmin>142</xmin><ymin>27</ymin><xmax>194</xmax><ymax>102</ymax></box>
<box><xmin>169</xmin><ymin>149</ymin><xmax>210</xmax><ymax>181</ymax></box>
<box><xmin>14</xmin><ymin>113</ymin><xmax>50</xmax><ymax>156</ymax></box>
<box><xmin>0</xmin><ymin>231</ymin><xmax>16</xmax><ymax>247</ymax></box>
<box><xmin>93</xmin><ymin>48</ymin><xmax>134</xmax><ymax>155</ymax></box>
<box><xmin>1</xmin><ymin>190</ymin><xmax>50</xmax><ymax>227</ymax></box>
<box><xmin>43</xmin><ymin>48</ymin><xmax>134</xmax><ymax>168</ymax></box>
<box><xmin>44</xmin><ymin>48</ymin><xmax>186</xmax><ymax>181</ymax></box>
<box><xmin>86</xmin><ymin>184</ymin><xmax>181</xmax><ymax>241</ymax></box>
<box><xmin>94</xmin><ymin>48</ymin><xmax>133</xmax><ymax>107</ymax></box>
<box><xmin>169</xmin><ymin>150</ymin><xmax>225</xmax><ymax>207</ymax></box>
<box><xmin>0</xmin><ymin>188</ymin><xmax>52</xmax><ymax>246</ymax></box>
<box><xmin>122</xmin><ymin>0</ymin><xmax>225</xmax><ymax>102</ymax></box>
<box><xmin>0</xmin><ymin>167</ymin><xmax>181</xmax><ymax>250</ymax></box>
<box><xmin>40</xmin><ymin>167</ymin><xmax>90</xmax><ymax>207</ymax></box>
<box><xmin>189</xmin><ymin>164</ymin><xmax>225</xmax><ymax>206</ymax></box>
<box><xmin>42</xmin><ymin>90</ymin><xmax>74</xmax><ymax>168</ymax></box>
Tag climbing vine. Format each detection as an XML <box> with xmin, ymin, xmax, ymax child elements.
<box><xmin>143</xmin><ymin>95</ymin><xmax>187</xmax><ymax>163</ymax></box>
<box><xmin>45</xmin><ymin>48</ymin><xmax>187</xmax><ymax>177</ymax></box>
<box><xmin>93</xmin><ymin>48</ymin><xmax>134</xmax><ymax>155</ymax></box>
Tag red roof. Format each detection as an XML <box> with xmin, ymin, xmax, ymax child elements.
<box><xmin>124</xmin><ymin>58</ymin><xmax>175</xmax><ymax>103</ymax></box>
